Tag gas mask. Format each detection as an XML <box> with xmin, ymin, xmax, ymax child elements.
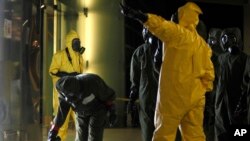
<box><xmin>72</xmin><ymin>38</ymin><xmax>85</xmax><ymax>54</ymax></box>
<box><xmin>221</xmin><ymin>34</ymin><xmax>237</xmax><ymax>49</ymax></box>
<box><xmin>220</xmin><ymin>28</ymin><xmax>242</xmax><ymax>54</ymax></box>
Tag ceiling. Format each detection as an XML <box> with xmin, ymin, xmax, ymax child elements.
<box><xmin>190</xmin><ymin>0</ymin><xmax>248</xmax><ymax>5</ymax></box>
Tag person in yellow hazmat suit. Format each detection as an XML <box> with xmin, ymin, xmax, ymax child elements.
<box><xmin>120</xmin><ymin>2</ymin><xmax>215</xmax><ymax>141</ymax></box>
<box><xmin>49</xmin><ymin>30</ymin><xmax>85</xmax><ymax>141</ymax></box>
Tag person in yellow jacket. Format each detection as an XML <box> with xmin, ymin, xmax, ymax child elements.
<box><xmin>49</xmin><ymin>30</ymin><xmax>84</xmax><ymax>141</ymax></box>
<box><xmin>120</xmin><ymin>2</ymin><xmax>214</xmax><ymax>141</ymax></box>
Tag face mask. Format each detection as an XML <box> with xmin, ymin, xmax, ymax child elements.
<box><xmin>221</xmin><ymin>34</ymin><xmax>237</xmax><ymax>49</ymax></box>
<box><xmin>221</xmin><ymin>33</ymin><xmax>242</xmax><ymax>54</ymax></box>
<box><xmin>207</xmin><ymin>37</ymin><xmax>217</xmax><ymax>46</ymax></box>
<box><xmin>72</xmin><ymin>38</ymin><xmax>85</xmax><ymax>54</ymax></box>
<box><xmin>78</xmin><ymin>47</ymin><xmax>85</xmax><ymax>54</ymax></box>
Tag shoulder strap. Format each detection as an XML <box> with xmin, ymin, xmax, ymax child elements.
<box><xmin>65</xmin><ymin>48</ymin><xmax>72</xmax><ymax>64</ymax></box>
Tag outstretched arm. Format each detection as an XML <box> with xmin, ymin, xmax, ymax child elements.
<box><xmin>120</xmin><ymin>3</ymin><xmax>148</xmax><ymax>23</ymax></box>
<box><xmin>120</xmin><ymin>3</ymin><xmax>178</xmax><ymax>44</ymax></box>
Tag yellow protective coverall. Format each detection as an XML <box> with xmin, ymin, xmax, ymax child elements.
<box><xmin>143</xmin><ymin>2</ymin><xmax>215</xmax><ymax>141</ymax></box>
<box><xmin>49</xmin><ymin>30</ymin><xmax>84</xmax><ymax>141</ymax></box>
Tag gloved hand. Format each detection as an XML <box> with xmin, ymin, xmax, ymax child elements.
<box><xmin>53</xmin><ymin>71</ymin><xmax>80</xmax><ymax>77</ymax></box>
<box><xmin>68</xmin><ymin>72</ymin><xmax>80</xmax><ymax>76</ymax></box>
<box><xmin>107</xmin><ymin>104</ymin><xmax>117</xmax><ymax>127</ymax></box>
<box><xmin>47</xmin><ymin>129</ymin><xmax>61</xmax><ymax>141</ymax></box>
<box><xmin>127</xmin><ymin>100</ymin><xmax>138</xmax><ymax>114</ymax></box>
<box><xmin>119</xmin><ymin>3</ymin><xmax>148</xmax><ymax>23</ymax></box>
<box><xmin>129</xmin><ymin>90</ymin><xmax>138</xmax><ymax>101</ymax></box>
<box><xmin>127</xmin><ymin>90</ymin><xmax>138</xmax><ymax>114</ymax></box>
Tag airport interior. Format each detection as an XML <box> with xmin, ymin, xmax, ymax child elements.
<box><xmin>0</xmin><ymin>0</ymin><xmax>250</xmax><ymax>141</ymax></box>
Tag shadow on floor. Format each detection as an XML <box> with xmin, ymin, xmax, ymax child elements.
<box><xmin>43</xmin><ymin>128</ymin><xmax>142</xmax><ymax>141</ymax></box>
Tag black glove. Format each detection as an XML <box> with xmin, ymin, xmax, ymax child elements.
<box><xmin>107</xmin><ymin>104</ymin><xmax>117</xmax><ymax>127</ymax></box>
<box><xmin>127</xmin><ymin>100</ymin><xmax>138</xmax><ymax>114</ymax></box>
<box><xmin>120</xmin><ymin>3</ymin><xmax>148</xmax><ymax>23</ymax></box>
<box><xmin>127</xmin><ymin>90</ymin><xmax>138</xmax><ymax>114</ymax></box>
<box><xmin>129</xmin><ymin>90</ymin><xmax>138</xmax><ymax>101</ymax></box>
<box><xmin>47</xmin><ymin>129</ymin><xmax>61</xmax><ymax>141</ymax></box>
<box><xmin>52</xmin><ymin>71</ymin><xmax>80</xmax><ymax>77</ymax></box>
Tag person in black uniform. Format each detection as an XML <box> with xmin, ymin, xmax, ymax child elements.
<box><xmin>47</xmin><ymin>73</ymin><xmax>116</xmax><ymax>141</ymax></box>
<box><xmin>128</xmin><ymin>26</ymin><xmax>161</xmax><ymax>141</ymax></box>
<box><xmin>203</xmin><ymin>28</ymin><xmax>223</xmax><ymax>141</ymax></box>
<box><xmin>214</xmin><ymin>27</ymin><xmax>250</xmax><ymax>141</ymax></box>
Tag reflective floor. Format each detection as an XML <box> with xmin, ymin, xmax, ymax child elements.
<box><xmin>42</xmin><ymin>114</ymin><xmax>142</xmax><ymax>141</ymax></box>
<box><xmin>43</xmin><ymin>128</ymin><xmax>142</xmax><ymax>141</ymax></box>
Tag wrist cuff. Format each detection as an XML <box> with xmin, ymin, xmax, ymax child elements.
<box><xmin>51</xmin><ymin>124</ymin><xmax>60</xmax><ymax>131</ymax></box>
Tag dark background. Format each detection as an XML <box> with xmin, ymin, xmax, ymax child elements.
<box><xmin>123</xmin><ymin>0</ymin><xmax>243</xmax><ymax>100</ymax></box>
<box><xmin>124</xmin><ymin>0</ymin><xmax>243</xmax><ymax>47</ymax></box>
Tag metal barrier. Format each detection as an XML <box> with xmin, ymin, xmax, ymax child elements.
<box><xmin>115</xmin><ymin>97</ymin><xmax>139</xmax><ymax>103</ymax></box>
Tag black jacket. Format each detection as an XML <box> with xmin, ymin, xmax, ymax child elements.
<box><xmin>54</xmin><ymin>73</ymin><xmax>116</xmax><ymax>127</ymax></box>
<box><xmin>215</xmin><ymin>52</ymin><xmax>250</xmax><ymax>130</ymax></box>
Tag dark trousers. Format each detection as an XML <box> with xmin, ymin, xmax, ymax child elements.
<box><xmin>138</xmin><ymin>107</ymin><xmax>155</xmax><ymax>141</ymax></box>
<box><xmin>75</xmin><ymin>108</ymin><xmax>107</xmax><ymax>141</ymax></box>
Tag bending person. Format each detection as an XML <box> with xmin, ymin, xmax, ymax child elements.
<box><xmin>47</xmin><ymin>73</ymin><xmax>116</xmax><ymax>141</ymax></box>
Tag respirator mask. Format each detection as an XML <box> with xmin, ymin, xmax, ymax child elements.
<box><xmin>72</xmin><ymin>38</ymin><xmax>85</xmax><ymax>54</ymax></box>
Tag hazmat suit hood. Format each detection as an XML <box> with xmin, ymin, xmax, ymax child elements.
<box><xmin>63</xmin><ymin>30</ymin><xmax>84</xmax><ymax>72</ymax></box>
<box><xmin>65</xmin><ymin>30</ymin><xmax>79</xmax><ymax>49</ymax></box>
<box><xmin>178</xmin><ymin>2</ymin><xmax>202</xmax><ymax>31</ymax></box>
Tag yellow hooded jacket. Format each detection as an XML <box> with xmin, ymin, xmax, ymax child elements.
<box><xmin>144</xmin><ymin>2</ymin><xmax>214</xmax><ymax>140</ymax></box>
<box><xmin>49</xmin><ymin>30</ymin><xmax>84</xmax><ymax>115</ymax></box>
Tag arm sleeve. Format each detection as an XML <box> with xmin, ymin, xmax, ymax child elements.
<box><xmin>49</xmin><ymin>53</ymin><xmax>61</xmax><ymax>79</ymax></box>
<box><xmin>130</xmin><ymin>48</ymin><xmax>141</xmax><ymax>97</ymax></box>
<box><xmin>246</xmin><ymin>57</ymin><xmax>250</xmax><ymax>124</ymax></box>
<box><xmin>53</xmin><ymin>97</ymin><xmax>71</xmax><ymax>128</ymax></box>
<box><xmin>154</xmin><ymin>41</ymin><xmax>163</xmax><ymax>72</ymax></box>
<box><xmin>200</xmin><ymin>44</ymin><xmax>215</xmax><ymax>91</ymax></box>
<box><xmin>144</xmin><ymin>14</ymin><xmax>181</xmax><ymax>44</ymax></box>
<box><xmin>80</xmin><ymin>56</ymin><xmax>84</xmax><ymax>73</ymax></box>
<box><xmin>95</xmin><ymin>76</ymin><xmax>116</xmax><ymax>102</ymax></box>
<box><xmin>238</xmin><ymin>56</ymin><xmax>250</xmax><ymax>120</ymax></box>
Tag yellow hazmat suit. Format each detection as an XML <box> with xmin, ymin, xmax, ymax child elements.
<box><xmin>49</xmin><ymin>30</ymin><xmax>84</xmax><ymax>141</ymax></box>
<box><xmin>144</xmin><ymin>2</ymin><xmax>215</xmax><ymax>141</ymax></box>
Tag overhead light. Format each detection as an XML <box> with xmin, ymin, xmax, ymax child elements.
<box><xmin>40</xmin><ymin>4</ymin><xmax>46</xmax><ymax>9</ymax></box>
